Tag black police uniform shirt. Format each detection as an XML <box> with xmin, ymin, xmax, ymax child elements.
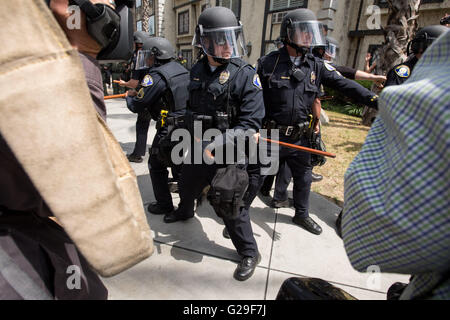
<box><xmin>334</xmin><ymin>65</ymin><xmax>357</xmax><ymax>80</ymax></box>
<box><xmin>385</xmin><ymin>55</ymin><xmax>418</xmax><ymax>87</ymax></box>
<box><xmin>257</xmin><ymin>46</ymin><xmax>378</xmax><ymax>126</ymax></box>
<box><xmin>126</xmin><ymin>70</ymin><xmax>169</xmax><ymax>120</ymax></box>
<box><xmin>188</xmin><ymin>57</ymin><xmax>265</xmax><ymax>132</ymax></box>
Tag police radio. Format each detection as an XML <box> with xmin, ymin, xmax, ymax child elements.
<box><xmin>292</xmin><ymin>67</ymin><xmax>307</xmax><ymax>82</ymax></box>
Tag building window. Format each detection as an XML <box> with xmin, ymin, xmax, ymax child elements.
<box><xmin>181</xmin><ymin>49</ymin><xmax>193</xmax><ymax>70</ymax></box>
<box><xmin>136</xmin><ymin>20</ymin><xmax>142</xmax><ymax>31</ymax></box>
<box><xmin>136</xmin><ymin>0</ymin><xmax>142</xmax><ymax>8</ymax></box>
<box><xmin>178</xmin><ymin>10</ymin><xmax>189</xmax><ymax>35</ymax></box>
<box><xmin>148</xmin><ymin>15</ymin><xmax>155</xmax><ymax>35</ymax></box>
<box><xmin>216</xmin><ymin>0</ymin><xmax>241</xmax><ymax>19</ymax></box>
<box><xmin>270</xmin><ymin>0</ymin><xmax>306</xmax><ymax>12</ymax></box>
<box><xmin>272</xmin><ymin>11</ymin><xmax>287</xmax><ymax>24</ymax></box>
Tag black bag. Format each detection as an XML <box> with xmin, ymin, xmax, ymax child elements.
<box><xmin>207</xmin><ymin>165</ymin><xmax>249</xmax><ymax>219</ymax></box>
<box><xmin>276</xmin><ymin>277</ymin><xmax>357</xmax><ymax>300</ymax></box>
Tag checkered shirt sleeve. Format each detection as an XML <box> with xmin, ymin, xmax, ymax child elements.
<box><xmin>342</xmin><ymin>30</ymin><xmax>450</xmax><ymax>300</ymax></box>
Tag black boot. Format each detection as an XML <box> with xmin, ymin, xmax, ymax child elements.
<box><xmin>270</xmin><ymin>198</ymin><xmax>289</xmax><ymax>208</ymax></box>
<box><xmin>163</xmin><ymin>208</ymin><xmax>194</xmax><ymax>223</ymax></box>
<box><xmin>147</xmin><ymin>202</ymin><xmax>174</xmax><ymax>215</ymax></box>
<box><xmin>233</xmin><ymin>253</ymin><xmax>261</xmax><ymax>281</ymax></box>
<box><xmin>292</xmin><ymin>216</ymin><xmax>322</xmax><ymax>235</ymax></box>
<box><xmin>222</xmin><ymin>227</ymin><xmax>230</xmax><ymax>239</ymax></box>
<box><xmin>127</xmin><ymin>153</ymin><xmax>143</xmax><ymax>163</ymax></box>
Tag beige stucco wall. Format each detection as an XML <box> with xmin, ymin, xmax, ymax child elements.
<box><xmin>239</xmin><ymin>0</ymin><xmax>266</xmax><ymax>66</ymax></box>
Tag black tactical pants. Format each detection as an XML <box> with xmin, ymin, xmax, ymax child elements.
<box><xmin>132</xmin><ymin>109</ymin><xmax>152</xmax><ymax>157</ymax></box>
<box><xmin>177</xmin><ymin>163</ymin><xmax>258</xmax><ymax>258</ymax></box>
<box><xmin>277</xmin><ymin>135</ymin><xmax>312</xmax><ymax>218</ymax></box>
<box><xmin>148</xmin><ymin>129</ymin><xmax>179</xmax><ymax>211</ymax></box>
<box><xmin>260</xmin><ymin>161</ymin><xmax>292</xmax><ymax>201</ymax></box>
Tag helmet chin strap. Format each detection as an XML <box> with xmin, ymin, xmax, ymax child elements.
<box><xmin>213</xmin><ymin>57</ymin><xmax>231</xmax><ymax>65</ymax></box>
<box><xmin>287</xmin><ymin>41</ymin><xmax>309</xmax><ymax>59</ymax></box>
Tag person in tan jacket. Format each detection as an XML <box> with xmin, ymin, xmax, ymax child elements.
<box><xmin>0</xmin><ymin>0</ymin><xmax>153</xmax><ymax>300</ymax></box>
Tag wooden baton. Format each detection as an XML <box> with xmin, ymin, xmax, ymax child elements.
<box><xmin>104</xmin><ymin>93</ymin><xmax>127</xmax><ymax>100</ymax></box>
<box><xmin>261</xmin><ymin>137</ymin><xmax>336</xmax><ymax>158</ymax></box>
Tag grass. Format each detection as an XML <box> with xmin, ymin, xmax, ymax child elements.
<box><xmin>310</xmin><ymin>110</ymin><xmax>370</xmax><ymax>207</ymax></box>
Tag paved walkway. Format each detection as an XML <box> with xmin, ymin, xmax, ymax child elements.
<box><xmin>101</xmin><ymin>99</ymin><xmax>409</xmax><ymax>300</ymax></box>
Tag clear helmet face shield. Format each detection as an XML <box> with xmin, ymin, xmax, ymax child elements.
<box><xmin>135</xmin><ymin>49</ymin><xmax>154</xmax><ymax>70</ymax></box>
<box><xmin>325</xmin><ymin>42</ymin><xmax>339</xmax><ymax>62</ymax></box>
<box><xmin>193</xmin><ymin>25</ymin><xmax>247</xmax><ymax>60</ymax></box>
<box><xmin>287</xmin><ymin>21</ymin><xmax>326</xmax><ymax>48</ymax></box>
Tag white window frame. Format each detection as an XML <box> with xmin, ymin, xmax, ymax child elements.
<box><xmin>270</xmin><ymin>0</ymin><xmax>305</xmax><ymax>11</ymax></box>
<box><xmin>148</xmin><ymin>15</ymin><xmax>155</xmax><ymax>36</ymax></box>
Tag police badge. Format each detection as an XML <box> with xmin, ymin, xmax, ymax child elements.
<box><xmin>219</xmin><ymin>71</ymin><xmax>230</xmax><ymax>84</ymax></box>
<box><xmin>311</xmin><ymin>71</ymin><xmax>316</xmax><ymax>85</ymax></box>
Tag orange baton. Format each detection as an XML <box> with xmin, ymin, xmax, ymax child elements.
<box><xmin>261</xmin><ymin>137</ymin><xmax>336</xmax><ymax>158</ymax></box>
<box><xmin>104</xmin><ymin>93</ymin><xmax>126</xmax><ymax>100</ymax></box>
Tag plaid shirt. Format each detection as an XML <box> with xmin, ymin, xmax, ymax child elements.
<box><xmin>343</xmin><ymin>30</ymin><xmax>450</xmax><ymax>300</ymax></box>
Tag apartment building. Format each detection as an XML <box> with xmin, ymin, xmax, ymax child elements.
<box><xmin>134</xmin><ymin>0</ymin><xmax>449</xmax><ymax>70</ymax></box>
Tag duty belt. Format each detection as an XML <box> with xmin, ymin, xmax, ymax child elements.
<box><xmin>265</xmin><ymin>121</ymin><xmax>311</xmax><ymax>139</ymax></box>
<box><xmin>165</xmin><ymin>115</ymin><xmax>187</xmax><ymax>128</ymax></box>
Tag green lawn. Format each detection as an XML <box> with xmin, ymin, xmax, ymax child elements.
<box><xmin>311</xmin><ymin>110</ymin><xmax>370</xmax><ymax>207</ymax></box>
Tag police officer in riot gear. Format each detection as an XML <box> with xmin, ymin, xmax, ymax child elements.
<box><xmin>385</xmin><ymin>25</ymin><xmax>448</xmax><ymax>87</ymax></box>
<box><xmin>121</xmin><ymin>31</ymin><xmax>153</xmax><ymax>163</ymax></box>
<box><xmin>258</xmin><ymin>9</ymin><xmax>379</xmax><ymax>235</ymax></box>
<box><xmin>164</xmin><ymin>7</ymin><xmax>264</xmax><ymax>281</ymax></box>
<box><xmin>125</xmin><ymin>37</ymin><xmax>189</xmax><ymax>216</ymax></box>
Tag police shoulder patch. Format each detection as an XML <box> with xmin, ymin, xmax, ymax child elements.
<box><xmin>141</xmin><ymin>74</ymin><xmax>154</xmax><ymax>87</ymax></box>
<box><xmin>395</xmin><ymin>65</ymin><xmax>410</xmax><ymax>78</ymax></box>
<box><xmin>324</xmin><ymin>62</ymin><xmax>336</xmax><ymax>72</ymax></box>
<box><xmin>253</xmin><ymin>74</ymin><xmax>262</xmax><ymax>89</ymax></box>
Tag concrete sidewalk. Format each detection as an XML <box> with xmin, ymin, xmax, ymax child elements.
<box><xmin>101</xmin><ymin>99</ymin><xmax>409</xmax><ymax>300</ymax></box>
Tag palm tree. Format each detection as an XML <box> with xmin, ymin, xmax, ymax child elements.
<box><xmin>362</xmin><ymin>0</ymin><xmax>422</xmax><ymax>126</ymax></box>
<box><xmin>142</xmin><ymin>0</ymin><xmax>153</xmax><ymax>34</ymax></box>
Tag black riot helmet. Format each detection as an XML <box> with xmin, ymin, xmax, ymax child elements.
<box><xmin>193</xmin><ymin>7</ymin><xmax>247</xmax><ymax>64</ymax></box>
<box><xmin>280</xmin><ymin>9</ymin><xmax>326</xmax><ymax>54</ymax></box>
<box><xmin>135</xmin><ymin>37</ymin><xmax>176</xmax><ymax>69</ymax></box>
<box><xmin>409</xmin><ymin>25</ymin><xmax>448</xmax><ymax>55</ymax></box>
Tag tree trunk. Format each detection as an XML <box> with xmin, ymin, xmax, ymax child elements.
<box><xmin>361</xmin><ymin>0</ymin><xmax>421</xmax><ymax>126</ymax></box>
